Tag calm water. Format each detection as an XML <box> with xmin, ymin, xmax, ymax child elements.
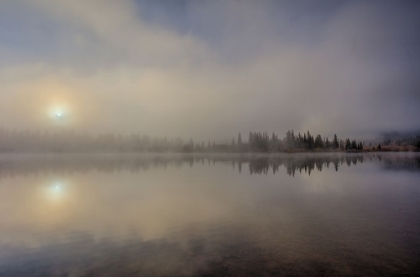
<box><xmin>0</xmin><ymin>153</ymin><xmax>419</xmax><ymax>276</ymax></box>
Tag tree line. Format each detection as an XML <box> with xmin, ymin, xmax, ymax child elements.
<box><xmin>0</xmin><ymin>128</ymin><xmax>367</xmax><ymax>153</ymax></box>
<box><xmin>246</xmin><ymin>130</ymin><xmax>364</xmax><ymax>152</ymax></box>
<box><xmin>382</xmin><ymin>135</ymin><xmax>420</xmax><ymax>148</ymax></box>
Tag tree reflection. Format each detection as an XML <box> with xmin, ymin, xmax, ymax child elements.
<box><xmin>0</xmin><ymin>154</ymin><xmax>418</xmax><ymax>179</ymax></box>
<box><xmin>247</xmin><ymin>155</ymin><xmax>366</xmax><ymax>176</ymax></box>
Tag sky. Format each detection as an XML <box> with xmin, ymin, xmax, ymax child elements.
<box><xmin>0</xmin><ymin>0</ymin><xmax>419</xmax><ymax>142</ymax></box>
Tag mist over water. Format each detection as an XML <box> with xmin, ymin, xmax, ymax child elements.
<box><xmin>1</xmin><ymin>152</ymin><xmax>419</xmax><ymax>177</ymax></box>
<box><xmin>0</xmin><ymin>153</ymin><xmax>419</xmax><ymax>276</ymax></box>
<box><xmin>1</xmin><ymin>1</ymin><xmax>420</xmax><ymax>140</ymax></box>
<box><xmin>1</xmin><ymin>1</ymin><xmax>420</xmax><ymax>276</ymax></box>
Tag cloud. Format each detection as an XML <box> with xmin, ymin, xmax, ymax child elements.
<box><xmin>0</xmin><ymin>0</ymin><xmax>419</xmax><ymax>141</ymax></box>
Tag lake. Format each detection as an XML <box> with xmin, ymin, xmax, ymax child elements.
<box><xmin>0</xmin><ymin>153</ymin><xmax>419</xmax><ymax>276</ymax></box>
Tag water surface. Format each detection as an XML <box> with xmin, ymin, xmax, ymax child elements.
<box><xmin>0</xmin><ymin>153</ymin><xmax>419</xmax><ymax>276</ymax></box>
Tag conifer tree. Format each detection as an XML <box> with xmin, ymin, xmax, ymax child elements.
<box><xmin>351</xmin><ymin>140</ymin><xmax>357</xmax><ymax>149</ymax></box>
<box><xmin>333</xmin><ymin>134</ymin><xmax>339</xmax><ymax>149</ymax></box>
<box><xmin>345</xmin><ymin>139</ymin><xmax>351</xmax><ymax>150</ymax></box>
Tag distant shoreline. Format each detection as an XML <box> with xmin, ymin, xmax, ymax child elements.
<box><xmin>0</xmin><ymin>149</ymin><xmax>418</xmax><ymax>156</ymax></box>
<box><xmin>2</xmin><ymin>128</ymin><xmax>419</xmax><ymax>153</ymax></box>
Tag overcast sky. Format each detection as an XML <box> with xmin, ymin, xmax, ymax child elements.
<box><xmin>1</xmin><ymin>0</ymin><xmax>419</xmax><ymax>141</ymax></box>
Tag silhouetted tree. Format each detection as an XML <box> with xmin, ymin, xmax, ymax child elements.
<box><xmin>307</xmin><ymin>131</ymin><xmax>314</xmax><ymax>150</ymax></box>
<box><xmin>325</xmin><ymin>137</ymin><xmax>330</xmax><ymax>149</ymax></box>
<box><xmin>345</xmin><ymin>139</ymin><xmax>351</xmax><ymax>150</ymax></box>
<box><xmin>315</xmin><ymin>134</ymin><xmax>324</xmax><ymax>149</ymax></box>
<box><xmin>333</xmin><ymin>134</ymin><xmax>339</xmax><ymax>149</ymax></box>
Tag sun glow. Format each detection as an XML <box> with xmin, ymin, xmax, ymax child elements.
<box><xmin>45</xmin><ymin>181</ymin><xmax>68</xmax><ymax>202</ymax></box>
<box><xmin>48</xmin><ymin>106</ymin><xmax>70</xmax><ymax>123</ymax></box>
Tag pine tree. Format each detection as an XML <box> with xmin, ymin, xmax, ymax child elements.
<box><xmin>333</xmin><ymin>134</ymin><xmax>339</xmax><ymax>149</ymax></box>
<box><xmin>345</xmin><ymin>138</ymin><xmax>351</xmax><ymax>150</ymax></box>
<box><xmin>325</xmin><ymin>137</ymin><xmax>330</xmax><ymax>149</ymax></box>
<box><xmin>307</xmin><ymin>131</ymin><xmax>313</xmax><ymax>149</ymax></box>
<box><xmin>315</xmin><ymin>134</ymin><xmax>324</xmax><ymax>149</ymax></box>
<box><xmin>298</xmin><ymin>133</ymin><xmax>302</xmax><ymax>149</ymax></box>
<box><xmin>286</xmin><ymin>130</ymin><xmax>292</xmax><ymax>149</ymax></box>
<box><xmin>249</xmin><ymin>132</ymin><xmax>254</xmax><ymax>150</ymax></box>
<box><xmin>339</xmin><ymin>139</ymin><xmax>345</xmax><ymax>150</ymax></box>
<box><xmin>351</xmin><ymin>140</ymin><xmax>357</xmax><ymax>149</ymax></box>
<box><xmin>291</xmin><ymin>130</ymin><xmax>295</xmax><ymax>148</ymax></box>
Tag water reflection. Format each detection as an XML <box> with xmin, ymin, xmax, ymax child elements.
<box><xmin>45</xmin><ymin>181</ymin><xmax>68</xmax><ymax>202</ymax></box>
<box><xmin>0</xmin><ymin>153</ymin><xmax>419</xmax><ymax>276</ymax></box>
<box><xmin>0</xmin><ymin>153</ymin><xmax>419</xmax><ymax>178</ymax></box>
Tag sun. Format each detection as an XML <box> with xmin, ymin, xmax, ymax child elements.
<box><xmin>48</xmin><ymin>106</ymin><xmax>69</xmax><ymax>123</ymax></box>
<box><xmin>55</xmin><ymin>110</ymin><xmax>64</xmax><ymax>119</ymax></box>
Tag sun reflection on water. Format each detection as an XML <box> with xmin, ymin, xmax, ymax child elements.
<box><xmin>46</xmin><ymin>181</ymin><xmax>68</xmax><ymax>202</ymax></box>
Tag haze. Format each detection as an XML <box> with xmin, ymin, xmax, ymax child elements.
<box><xmin>1</xmin><ymin>0</ymin><xmax>419</xmax><ymax>141</ymax></box>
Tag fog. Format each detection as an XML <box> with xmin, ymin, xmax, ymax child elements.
<box><xmin>1</xmin><ymin>0</ymin><xmax>419</xmax><ymax>141</ymax></box>
<box><xmin>1</xmin><ymin>153</ymin><xmax>420</xmax><ymax>276</ymax></box>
